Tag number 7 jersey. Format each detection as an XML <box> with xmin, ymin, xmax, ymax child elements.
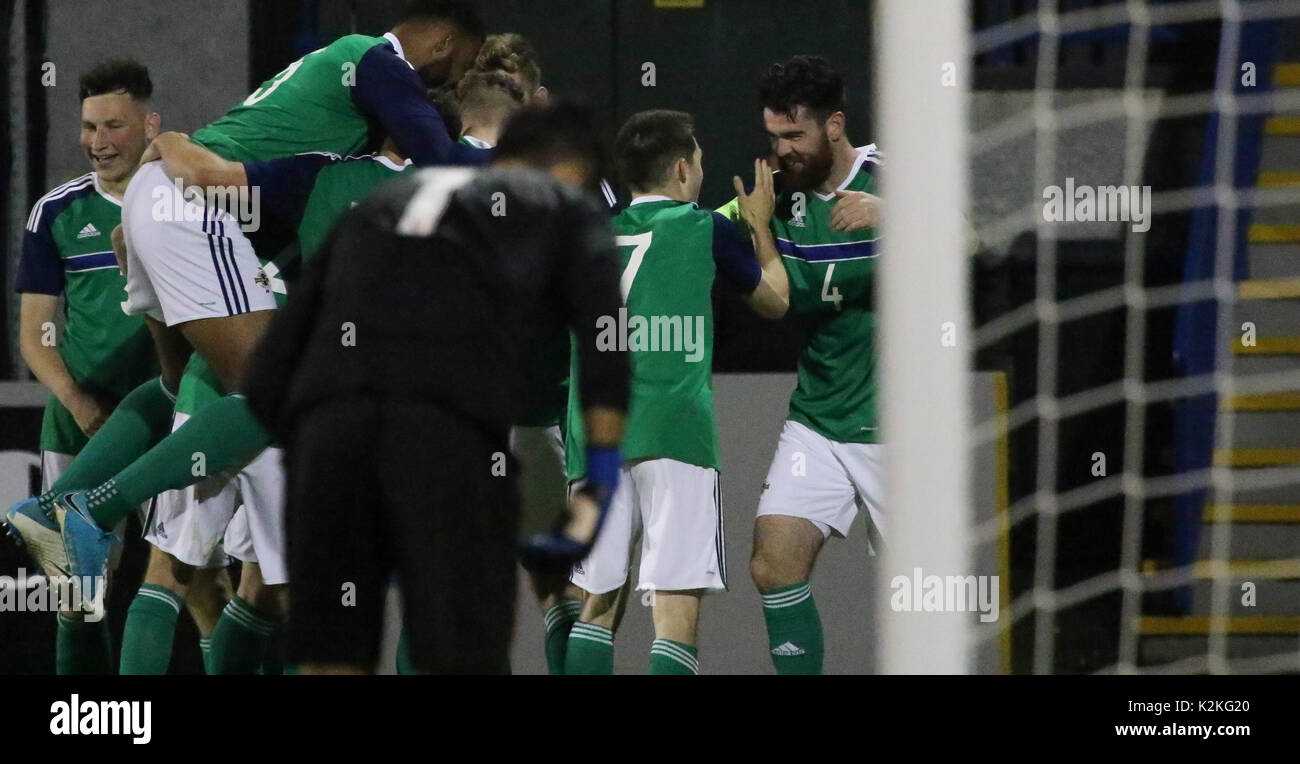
<box><xmin>774</xmin><ymin>145</ymin><xmax>880</xmax><ymax>444</ymax></box>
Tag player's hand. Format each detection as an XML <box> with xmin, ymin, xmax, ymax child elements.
<box><xmin>734</xmin><ymin>158</ymin><xmax>776</xmax><ymax>233</ymax></box>
<box><xmin>66</xmin><ymin>387</ymin><xmax>111</xmax><ymax>437</ymax></box>
<box><xmin>830</xmin><ymin>189</ymin><xmax>882</xmax><ymax>232</ymax></box>
<box><xmin>519</xmin><ymin>447</ymin><xmax>621</xmax><ymax>574</ymax></box>
<box><xmin>111</xmin><ymin>224</ymin><xmax>127</xmax><ymax>276</ymax></box>
<box><xmin>138</xmin><ymin>131</ymin><xmax>189</xmax><ymax>167</ymax></box>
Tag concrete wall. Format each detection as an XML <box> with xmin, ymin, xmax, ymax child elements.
<box><xmin>43</xmin><ymin>0</ymin><xmax>249</xmax><ymax>187</ymax></box>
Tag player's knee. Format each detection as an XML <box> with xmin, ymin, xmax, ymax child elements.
<box><xmin>749</xmin><ymin>546</ymin><xmax>798</xmax><ymax>591</ymax></box>
<box><xmin>579</xmin><ymin>589</ymin><xmax>619</xmax><ymax>627</ymax></box>
<box><xmin>169</xmin><ymin>556</ymin><xmax>197</xmax><ymax>586</ymax></box>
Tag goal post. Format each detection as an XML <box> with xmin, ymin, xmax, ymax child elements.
<box><xmin>875</xmin><ymin>0</ymin><xmax>974</xmax><ymax>674</ymax></box>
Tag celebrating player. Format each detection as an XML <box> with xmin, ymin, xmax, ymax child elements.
<box><xmin>737</xmin><ymin>56</ymin><xmax>883</xmax><ymax>674</ymax></box>
<box><xmin>562</xmin><ymin>110</ymin><xmax>789</xmax><ymax>674</ymax></box>
<box><xmin>8</xmin><ymin>60</ymin><xmax>233</xmax><ymax>674</ymax></box>
<box><xmin>5</xmin><ymin>1</ymin><xmax>492</xmax><ymax>628</ymax></box>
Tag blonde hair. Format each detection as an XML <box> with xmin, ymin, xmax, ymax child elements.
<box><xmin>472</xmin><ymin>33</ymin><xmax>543</xmax><ymax>93</ymax></box>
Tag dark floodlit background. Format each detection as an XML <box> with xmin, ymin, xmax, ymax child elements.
<box><xmin>1</xmin><ymin>0</ymin><xmax>1295</xmax><ymax>674</ymax></box>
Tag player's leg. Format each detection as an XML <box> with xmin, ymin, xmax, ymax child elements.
<box><xmin>634</xmin><ymin>459</ymin><xmax>726</xmax><ymax>676</ymax></box>
<box><xmin>516</xmin><ymin>424</ymin><xmax>585</xmax><ymax>674</ymax></box>
<box><xmin>119</xmin><ymin>546</ymin><xmax>195</xmax><ymax>675</ymax></box>
<box><xmin>122</xmin><ymin>463</ymin><xmax>239</xmax><ymax>674</ymax></box>
<box><xmin>186</xmin><ymin>566</ymin><xmax>233</xmax><ymax>672</ymax></box>
<box><xmin>38</xmin><ymin>451</ymin><xmax>111</xmax><ymax>675</ymax></box>
<box><xmin>565</xmin><ymin>467</ymin><xmax>637</xmax><ymax>675</ymax></box>
<box><xmin>648</xmin><ymin>591</ymin><xmax>704</xmax><ymax>674</ymax></box>
<box><xmin>209</xmin><ymin>449</ymin><xmax>287</xmax><ymax>674</ymax></box>
<box><xmin>751</xmin><ymin>421</ymin><xmax>860</xmax><ymax>675</ymax></box>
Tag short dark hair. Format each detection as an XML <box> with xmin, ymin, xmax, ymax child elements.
<box><xmin>399</xmin><ymin>1</ymin><xmax>486</xmax><ymax>40</ymax></box>
<box><xmin>496</xmin><ymin>100</ymin><xmax>608</xmax><ymax>187</ymax></box>
<box><xmin>614</xmin><ymin>110</ymin><xmax>696</xmax><ymax>192</ymax></box>
<box><xmin>473</xmin><ymin>33</ymin><xmax>542</xmax><ymax>92</ymax></box>
<box><xmin>79</xmin><ymin>59</ymin><xmax>152</xmax><ymax>102</ymax></box>
<box><xmin>760</xmin><ymin>55</ymin><xmax>844</xmax><ymax>124</ymax></box>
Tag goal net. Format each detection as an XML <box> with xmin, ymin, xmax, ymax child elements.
<box><xmin>879</xmin><ymin>0</ymin><xmax>1300</xmax><ymax>674</ymax></box>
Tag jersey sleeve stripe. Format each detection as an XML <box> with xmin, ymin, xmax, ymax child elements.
<box><xmin>776</xmin><ymin>237</ymin><xmax>878</xmax><ymax>262</ymax></box>
<box><xmin>27</xmin><ymin>175</ymin><xmax>95</xmax><ymax>232</ymax></box>
<box><xmin>64</xmin><ymin>251</ymin><xmax>117</xmax><ymax>272</ymax></box>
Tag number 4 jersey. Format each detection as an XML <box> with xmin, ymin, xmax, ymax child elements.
<box><xmin>774</xmin><ymin>145</ymin><xmax>880</xmax><ymax>445</ymax></box>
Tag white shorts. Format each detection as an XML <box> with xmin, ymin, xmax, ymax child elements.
<box><xmin>42</xmin><ymin>450</ymin><xmax>145</xmax><ymax>572</ymax></box>
<box><xmin>756</xmin><ymin>420</ymin><xmax>886</xmax><ymax>542</ymax></box>
<box><xmin>142</xmin><ymin>413</ymin><xmax>288</xmax><ymax>584</ymax></box>
<box><xmin>121</xmin><ymin>160</ymin><xmax>277</xmax><ymax>326</ymax></box>
<box><xmin>570</xmin><ymin>458</ymin><xmax>726</xmax><ymax>595</ymax></box>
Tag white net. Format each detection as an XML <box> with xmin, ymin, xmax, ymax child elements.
<box><xmin>957</xmin><ymin>0</ymin><xmax>1300</xmax><ymax>673</ymax></box>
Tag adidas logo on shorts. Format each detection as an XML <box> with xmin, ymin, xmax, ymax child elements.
<box><xmin>76</xmin><ymin>223</ymin><xmax>101</xmax><ymax>239</ymax></box>
<box><xmin>771</xmin><ymin>641</ymin><xmax>806</xmax><ymax>656</ymax></box>
<box><xmin>155</xmin><ymin>522</ymin><xmax>166</xmax><ymax>539</ymax></box>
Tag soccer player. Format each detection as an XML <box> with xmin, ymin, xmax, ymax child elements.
<box><xmin>455</xmin><ymin>68</ymin><xmax>527</xmax><ymax>148</ymax></box>
<box><xmin>736</xmin><ymin>56</ymin><xmax>883</xmax><ymax>675</ymax></box>
<box><xmin>241</xmin><ymin>102</ymin><xmax>630</xmax><ymax>675</ymax></box>
<box><xmin>562</xmin><ymin>110</ymin><xmax>789</xmax><ymax>675</ymax></box>
<box><xmin>6</xmin><ymin>1</ymin><xmax>492</xmax><ymax>619</ymax></box>
<box><xmin>473</xmin><ymin>33</ymin><xmax>550</xmax><ymax>104</ymax></box>
<box><xmin>8</xmin><ymin>60</ymin><xmax>229</xmax><ymax>674</ymax></box>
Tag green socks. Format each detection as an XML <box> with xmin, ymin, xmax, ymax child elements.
<box><xmin>39</xmin><ymin>376</ymin><xmax>176</xmax><ymax>516</ymax></box>
<box><xmin>396</xmin><ymin>624</ymin><xmax>419</xmax><ymax>675</ymax></box>
<box><xmin>542</xmin><ymin>600</ymin><xmax>581</xmax><ymax>675</ymax></box>
<box><xmin>649</xmin><ymin>639</ymin><xmax>699</xmax><ymax>675</ymax></box>
<box><xmin>84</xmin><ymin>394</ymin><xmax>272</xmax><ymax>530</ymax></box>
<box><xmin>199</xmin><ymin>636</ymin><xmax>213</xmax><ymax>674</ymax></box>
<box><xmin>55</xmin><ymin>613</ymin><xmax>114</xmax><ymax>675</ymax></box>
<box><xmin>760</xmin><ymin>583</ymin><xmax>824</xmax><ymax>675</ymax></box>
<box><xmin>564</xmin><ymin>622</ymin><xmax>615</xmax><ymax>675</ymax></box>
<box><xmin>207</xmin><ymin>596</ymin><xmax>276</xmax><ymax>674</ymax></box>
<box><xmin>118</xmin><ymin>584</ymin><xmax>184</xmax><ymax>675</ymax></box>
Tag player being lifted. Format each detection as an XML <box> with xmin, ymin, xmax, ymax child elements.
<box><xmin>732</xmin><ymin>56</ymin><xmax>883</xmax><ymax>674</ymax></box>
<box><xmin>563</xmin><ymin>110</ymin><xmax>789</xmax><ymax>674</ymax></box>
<box><xmin>8</xmin><ymin>60</ymin><xmax>235</xmax><ymax>674</ymax></box>
<box><xmin>5</xmin><ymin>1</ymin><xmax>490</xmax><ymax>652</ymax></box>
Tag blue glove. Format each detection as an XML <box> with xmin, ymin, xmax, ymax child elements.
<box><xmin>519</xmin><ymin>446</ymin><xmax>621</xmax><ymax>574</ymax></box>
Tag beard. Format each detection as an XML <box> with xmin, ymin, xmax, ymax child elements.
<box><xmin>417</xmin><ymin>61</ymin><xmax>453</xmax><ymax>90</ymax></box>
<box><xmin>777</xmin><ymin>133</ymin><xmax>834</xmax><ymax>191</ymax></box>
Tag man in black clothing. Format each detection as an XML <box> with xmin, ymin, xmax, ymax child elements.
<box><xmin>244</xmin><ymin>103</ymin><xmax>629</xmax><ymax>674</ymax></box>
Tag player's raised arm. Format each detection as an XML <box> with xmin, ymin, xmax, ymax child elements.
<box><xmin>726</xmin><ymin>158</ymin><xmax>789</xmax><ymax>318</ymax></box>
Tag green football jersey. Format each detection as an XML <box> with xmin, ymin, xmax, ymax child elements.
<box><xmin>774</xmin><ymin>146</ymin><xmax>880</xmax><ymax>444</ymax></box>
<box><xmin>16</xmin><ymin>173</ymin><xmax>157</xmax><ymax>453</ymax></box>
<box><xmin>192</xmin><ymin>34</ymin><xmax>392</xmax><ymax>163</ymax></box>
<box><xmin>566</xmin><ymin>200</ymin><xmax>724</xmax><ymax>477</ymax></box>
<box><xmin>297</xmin><ymin>155</ymin><xmax>410</xmax><ymax>260</ymax></box>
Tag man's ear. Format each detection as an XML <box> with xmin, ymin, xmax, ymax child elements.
<box><xmin>144</xmin><ymin>112</ymin><xmax>161</xmax><ymax>141</ymax></box>
<box><xmin>533</xmin><ymin>85</ymin><xmax>550</xmax><ymax>103</ymax></box>
<box><xmin>825</xmin><ymin>111</ymin><xmax>846</xmax><ymax>142</ymax></box>
<box><xmin>432</xmin><ymin>32</ymin><xmax>454</xmax><ymax>55</ymax></box>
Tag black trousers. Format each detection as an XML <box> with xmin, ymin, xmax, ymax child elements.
<box><xmin>284</xmin><ymin>394</ymin><xmax>519</xmax><ymax>673</ymax></box>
